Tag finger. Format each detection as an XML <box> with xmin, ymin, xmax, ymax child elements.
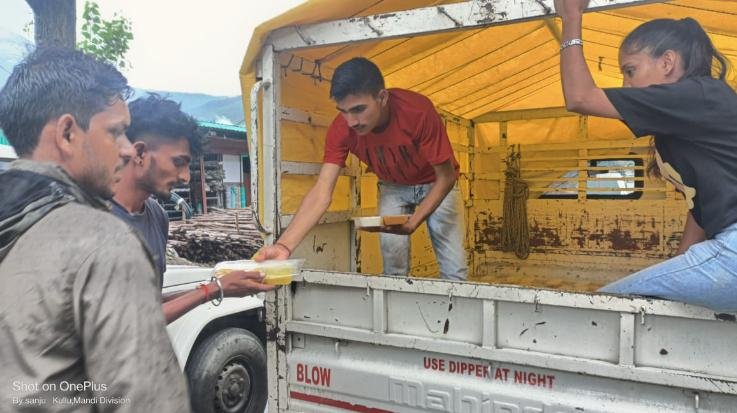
<box><xmin>253</xmin><ymin>247</ymin><xmax>277</xmax><ymax>261</ymax></box>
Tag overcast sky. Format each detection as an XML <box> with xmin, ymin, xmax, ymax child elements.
<box><xmin>1</xmin><ymin>0</ymin><xmax>304</xmax><ymax>96</ymax></box>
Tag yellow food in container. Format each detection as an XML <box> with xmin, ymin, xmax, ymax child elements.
<box><xmin>213</xmin><ymin>259</ymin><xmax>305</xmax><ymax>285</ymax></box>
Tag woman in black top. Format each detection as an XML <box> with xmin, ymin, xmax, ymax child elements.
<box><xmin>555</xmin><ymin>0</ymin><xmax>737</xmax><ymax>311</ymax></box>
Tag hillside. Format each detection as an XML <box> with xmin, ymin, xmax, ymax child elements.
<box><xmin>135</xmin><ymin>89</ymin><xmax>244</xmax><ymax>125</ymax></box>
<box><xmin>0</xmin><ymin>30</ymin><xmax>31</xmax><ymax>88</ymax></box>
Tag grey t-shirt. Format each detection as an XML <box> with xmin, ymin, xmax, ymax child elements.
<box><xmin>112</xmin><ymin>198</ymin><xmax>169</xmax><ymax>282</ymax></box>
<box><xmin>0</xmin><ymin>161</ymin><xmax>190</xmax><ymax>412</ymax></box>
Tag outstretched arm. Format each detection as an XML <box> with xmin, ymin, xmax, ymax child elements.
<box><xmin>555</xmin><ymin>0</ymin><xmax>621</xmax><ymax>118</ymax></box>
<box><xmin>253</xmin><ymin>163</ymin><xmax>342</xmax><ymax>261</ymax></box>
<box><xmin>163</xmin><ymin>270</ymin><xmax>275</xmax><ymax>324</ymax></box>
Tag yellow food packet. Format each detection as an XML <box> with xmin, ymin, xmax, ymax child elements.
<box><xmin>213</xmin><ymin>259</ymin><xmax>304</xmax><ymax>286</ymax></box>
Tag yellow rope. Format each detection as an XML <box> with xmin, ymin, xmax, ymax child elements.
<box><xmin>501</xmin><ymin>146</ymin><xmax>530</xmax><ymax>259</ymax></box>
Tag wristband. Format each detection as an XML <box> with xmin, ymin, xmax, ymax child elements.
<box><xmin>560</xmin><ymin>38</ymin><xmax>583</xmax><ymax>50</ymax></box>
<box><xmin>210</xmin><ymin>276</ymin><xmax>224</xmax><ymax>306</ymax></box>
<box><xmin>275</xmin><ymin>242</ymin><xmax>292</xmax><ymax>256</ymax></box>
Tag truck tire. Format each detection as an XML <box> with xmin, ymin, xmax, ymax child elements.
<box><xmin>185</xmin><ymin>328</ymin><xmax>267</xmax><ymax>413</ymax></box>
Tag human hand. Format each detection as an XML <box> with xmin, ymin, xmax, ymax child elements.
<box><xmin>252</xmin><ymin>243</ymin><xmax>291</xmax><ymax>262</ymax></box>
<box><xmin>553</xmin><ymin>0</ymin><xmax>589</xmax><ymax>20</ymax></box>
<box><xmin>218</xmin><ymin>270</ymin><xmax>276</xmax><ymax>297</ymax></box>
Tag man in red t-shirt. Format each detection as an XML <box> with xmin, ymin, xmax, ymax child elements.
<box><xmin>255</xmin><ymin>57</ymin><xmax>467</xmax><ymax>280</ymax></box>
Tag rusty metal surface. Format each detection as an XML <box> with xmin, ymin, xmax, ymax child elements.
<box><xmin>475</xmin><ymin>202</ymin><xmax>682</xmax><ymax>255</ymax></box>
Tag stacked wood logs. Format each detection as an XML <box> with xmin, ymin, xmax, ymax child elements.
<box><xmin>168</xmin><ymin>207</ymin><xmax>264</xmax><ymax>265</ymax></box>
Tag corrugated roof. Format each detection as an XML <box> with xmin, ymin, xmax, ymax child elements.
<box><xmin>198</xmin><ymin>121</ymin><xmax>246</xmax><ymax>134</ymax></box>
<box><xmin>0</xmin><ymin>129</ymin><xmax>17</xmax><ymax>159</ymax></box>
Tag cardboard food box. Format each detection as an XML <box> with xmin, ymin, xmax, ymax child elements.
<box><xmin>352</xmin><ymin>214</ymin><xmax>411</xmax><ymax>229</ymax></box>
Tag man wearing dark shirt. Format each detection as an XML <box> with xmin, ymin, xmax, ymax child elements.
<box><xmin>113</xmin><ymin>94</ymin><xmax>274</xmax><ymax>323</ymax></box>
<box><xmin>112</xmin><ymin>94</ymin><xmax>193</xmax><ymax>279</ymax></box>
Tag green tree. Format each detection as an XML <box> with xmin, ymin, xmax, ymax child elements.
<box><xmin>77</xmin><ymin>1</ymin><xmax>133</xmax><ymax>70</ymax></box>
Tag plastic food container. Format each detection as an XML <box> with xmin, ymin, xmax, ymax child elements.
<box><xmin>213</xmin><ymin>259</ymin><xmax>305</xmax><ymax>285</ymax></box>
<box><xmin>352</xmin><ymin>214</ymin><xmax>410</xmax><ymax>229</ymax></box>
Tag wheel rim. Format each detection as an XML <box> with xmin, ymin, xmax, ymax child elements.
<box><xmin>215</xmin><ymin>357</ymin><xmax>252</xmax><ymax>413</ymax></box>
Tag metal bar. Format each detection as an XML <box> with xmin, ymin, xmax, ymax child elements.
<box><xmin>280</xmin><ymin>211</ymin><xmax>353</xmax><ymax>229</ymax></box>
<box><xmin>268</xmin><ymin>0</ymin><xmax>663</xmax><ymax>52</ymax></box>
<box><xmin>438</xmin><ymin>109</ymin><xmax>473</xmax><ymax>128</ymax></box>
<box><xmin>262</xmin><ymin>45</ymin><xmax>280</xmax><ymax>243</ymax></box>
<box><xmin>281</xmin><ymin>161</ymin><xmax>356</xmax><ymax>177</ymax></box>
<box><xmin>474</xmin><ymin>106</ymin><xmax>577</xmax><ymax>123</ymax></box>
<box><xmin>280</xmin><ymin>106</ymin><xmax>333</xmax><ymax>128</ymax></box>
<box><xmin>522</xmin><ymin>167</ymin><xmax>646</xmax><ymax>172</ymax></box>
<box><xmin>249</xmin><ymin>79</ymin><xmax>272</xmax><ymax>235</ymax></box>
<box><xmin>349</xmin><ymin>159</ymin><xmax>361</xmax><ymax>273</ymax></box>
<box><xmin>522</xmin><ymin>177</ymin><xmax>646</xmax><ymax>182</ymax></box>
<box><xmin>528</xmin><ymin>186</ymin><xmax>665</xmax><ymax>193</ymax></box>
<box><xmin>265</xmin><ymin>291</ymin><xmax>279</xmax><ymax>413</ymax></box>
<box><xmin>619</xmin><ymin>313</ymin><xmax>636</xmax><ymax>366</ymax></box>
<box><xmin>260</xmin><ymin>45</ymin><xmax>283</xmax><ymax>413</ymax></box>
<box><xmin>508</xmin><ymin>140</ymin><xmax>649</xmax><ymax>151</ymax></box>
<box><xmin>521</xmin><ymin>155</ymin><xmax>646</xmax><ymax>162</ymax></box>
<box><xmin>372</xmin><ymin>289</ymin><xmax>387</xmax><ymax>333</ymax></box>
<box><xmin>482</xmin><ymin>300</ymin><xmax>496</xmax><ymax>348</ymax></box>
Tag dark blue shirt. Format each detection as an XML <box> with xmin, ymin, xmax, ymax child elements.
<box><xmin>111</xmin><ymin>198</ymin><xmax>169</xmax><ymax>284</ymax></box>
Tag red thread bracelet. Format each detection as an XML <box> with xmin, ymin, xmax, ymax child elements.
<box><xmin>275</xmin><ymin>242</ymin><xmax>292</xmax><ymax>256</ymax></box>
<box><xmin>198</xmin><ymin>283</ymin><xmax>210</xmax><ymax>303</ymax></box>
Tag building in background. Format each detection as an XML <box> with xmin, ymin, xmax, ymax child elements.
<box><xmin>0</xmin><ymin>129</ymin><xmax>17</xmax><ymax>171</ymax></box>
<box><xmin>160</xmin><ymin>121</ymin><xmax>250</xmax><ymax>219</ymax></box>
<box><xmin>1</xmin><ymin>124</ymin><xmax>249</xmax><ymax>218</ymax></box>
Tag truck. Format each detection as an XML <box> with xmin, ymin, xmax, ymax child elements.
<box><xmin>239</xmin><ymin>0</ymin><xmax>737</xmax><ymax>411</ymax></box>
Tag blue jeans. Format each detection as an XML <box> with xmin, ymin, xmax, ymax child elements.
<box><xmin>599</xmin><ymin>221</ymin><xmax>737</xmax><ymax>312</ymax></box>
<box><xmin>378</xmin><ymin>181</ymin><xmax>468</xmax><ymax>281</ymax></box>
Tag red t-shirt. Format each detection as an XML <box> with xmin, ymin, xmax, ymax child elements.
<box><xmin>323</xmin><ymin>88</ymin><xmax>459</xmax><ymax>185</ymax></box>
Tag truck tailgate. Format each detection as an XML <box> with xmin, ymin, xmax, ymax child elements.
<box><xmin>266</xmin><ymin>271</ymin><xmax>737</xmax><ymax>412</ymax></box>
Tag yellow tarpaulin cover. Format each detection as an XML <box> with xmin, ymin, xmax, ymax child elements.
<box><xmin>239</xmin><ymin>0</ymin><xmax>737</xmax><ymax>280</ymax></box>
<box><xmin>241</xmin><ymin>0</ymin><xmax>737</xmax><ymax>120</ymax></box>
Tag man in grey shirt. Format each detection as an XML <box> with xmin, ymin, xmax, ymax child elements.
<box><xmin>0</xmin><ymin>48</ymin><xmax>192</xmax><ymax>412</ymax></box>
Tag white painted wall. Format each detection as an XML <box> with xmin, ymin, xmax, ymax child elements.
<box><xmin>0</xmin><ymin>144</ymin><xmax>17</xmax><ymax>160</ymax></box>
<box><xmin>222</xmin><ymin>154</ymin><xmax>241</xmax><ymax>183</ymax></box>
